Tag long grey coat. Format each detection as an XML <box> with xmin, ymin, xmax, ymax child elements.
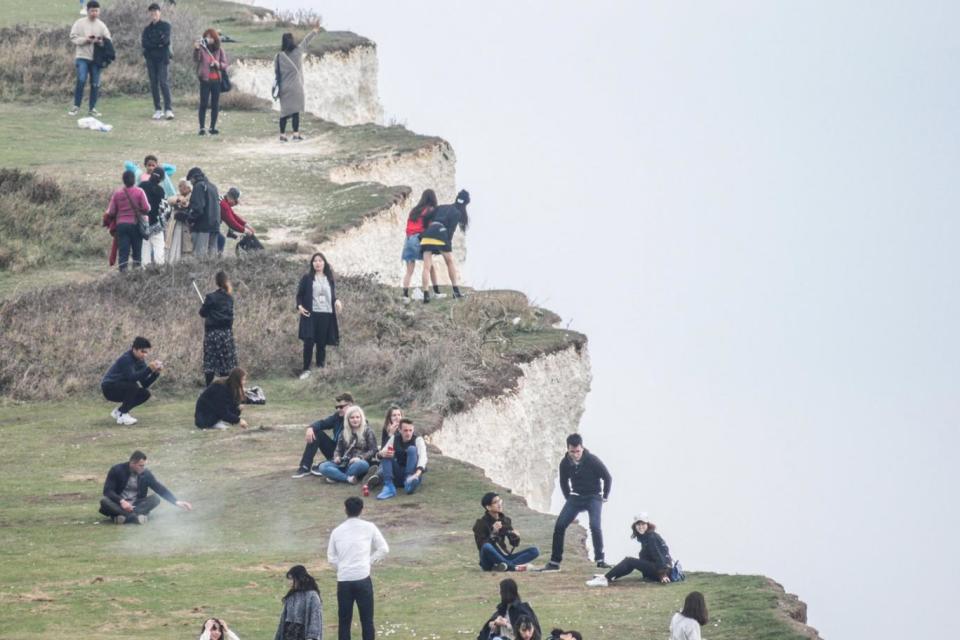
<box><xmin>275</xmin><ymin>589</ymin><xmax>323</xmax><ymax>640</ymax></box>
<box><xmin>275</xmin><ymin>31</ymin><xmax>317</xmax><ymax>117</ymax></box>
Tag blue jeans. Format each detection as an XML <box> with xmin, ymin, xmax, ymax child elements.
<box><xmin>74</xmin><ymin>58</ymin><xmax>102</xmax><ymax>110</ymax></box>
<box><xmin>319</xmin><ymin>459</ymin><xmax>370</xmax><ymax>483</ymax></box>
<box><xmin>551</xmin><ymin>494</ymin><xmax>604</xmax><ymax>564</ymax></box>
<box><xmin>479</xmin><ymin>543</ymin><xmax>540</xmax><ymax>571</ymax></box>
<box><xmin>381</xmin><ymin>445</ymin><xmax>422</xmax><ymax>493</ymax></box>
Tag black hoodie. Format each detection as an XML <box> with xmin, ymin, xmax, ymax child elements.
<box><xmin>558</xmin><ymin>449</ymin><xmax>612</xmax><ymax>500</ymax></box>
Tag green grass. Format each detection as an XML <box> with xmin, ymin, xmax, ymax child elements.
<box><xmin>0</xmin><ymin>380</ymin><xmax>810</xmax><ymax>639</ymax></box>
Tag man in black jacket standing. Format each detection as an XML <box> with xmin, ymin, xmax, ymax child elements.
<box><xmin>142</xmin><ymin>3</ymin><xmax>173</xmax><ymax>120</ymax></box>
<box><xmin>186</xmin><ymin>167</ymin><xmax>220</xmax><ymax>258</ymax></box>
<box><xmin>99</xmin><ymin>450</ymin><xmax>192</xmax><ymax>524</ymax></box>
<box><xmin>540</xmin><ymin>433</ymin><xmax>612</xmax><ymax>572</ymax></box>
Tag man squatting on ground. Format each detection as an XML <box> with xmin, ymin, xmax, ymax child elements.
<box><xmin>101</xmin><ymin>336</ymin><xmax>164</xmax><ymax>426</ymax></box>
<box><xmin>99</xmin><ymin>450</ymin><xmax>192</xmax><ymax>524</ymax></box>
<box><xmin>327</xmin><ymin>497</ymin><xmax>389</xmax><ymax>640</ymax></box>
<box><xmin>541</xmin><ymin>433</ymin><xmax>612</xmax><ymax>572</ymax></box>
<box><xmin>473</xmin><ymin>492</ymin><xmax>540</xmax><ymax>572</ymax></box>
<box><xmin>293</xmin><ymin>392</ymin><xmax>353</xmax><ymax>478</ymax></box>
<box><xmin>367</xmin><ymin>418</ymin><xmax>427</xmax><ymax>500</ymax></box>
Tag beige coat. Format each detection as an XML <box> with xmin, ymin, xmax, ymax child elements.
<box><xmin>69</xmin><ymin>17</ymin><xmax>111</xmax><ymax>60</ymax></box>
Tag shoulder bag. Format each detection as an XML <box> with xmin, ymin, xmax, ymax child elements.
<box><xmin>122</xmin><ymin>188</ymin><xmax>150</xmax><ymax>239</ymax></box>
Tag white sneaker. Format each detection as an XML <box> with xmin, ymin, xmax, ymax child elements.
<box><xmin>116</xmin><ymin>413</ymin><xmax>138</xmax><ymax>426</ymax></box>
<box><xmin>401</xmin><ymin>296</ymin><xmax>411</xmax><ymax>304</ymax></box>
<box><xmin>211</xmin><ymin>421</ymin><xmax>230</xmax><ymax>430</ymax></box>
<box><xmin>110</xmin><ymin>407</ymin><xmax>121</xmax><ymax>421</ymax></box>
<box><xmin>68</xmin><ymin>105</ymin><xmax>80</xmax><ymax>116</ymax></box>
<box><xmin>586</xmin><ymin>575</ymin><xmax>609</xmax><ymax>587</ymax></box>
<box><xmin>152</xmin><ymin>110</ymin><xmax>164</xmax><ymax>120</ymax></box>
<box><xmin>164</xmin><ymin>110</ymin><xmax>175</xmax><ymax>120</ymax></box>
<box><xmin>298</xmin><ymin>370</ymin><xmax>311</xmax><ymax>380</ymax></box>
<box><xmin>135</xmin><ymin>514</ymin><xmax>148</xmax><ymax>524</ymax></box>
<box><xmin>434</xmin><ymin>292</ymin><xmax>448</xmax><ymax>299</ymax></box>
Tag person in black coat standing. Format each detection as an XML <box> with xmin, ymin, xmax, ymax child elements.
<box><xmin>195</xmin><ymin>367</ymin><xmax>247</xmax><ymax>429</ymax></box>
<box><xmin>296</xmin><ymin>252</ymin><xmax>342</xmax><ymax>379</ymax></box>
<box><xmin>142</xmin><ymin>3</ymin><xmax>173</xmax><ymax>120</ymax></box>
<box><xmin>99</xmin><ymin>449</ymin><xmax>192</xmax><ymax>524</ymax></box>
<box><xmin>200</xmin><ymin>271</ymin><xmax>237</xmax><ymax>386</ymax></box>
<box><xmin>186</xmin><ymin>167</ymin><xmax>220</xmax><ymax>258</ymax></box>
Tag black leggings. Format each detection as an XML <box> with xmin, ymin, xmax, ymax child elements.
<box><xmin>302</xmin><ymin>312</ymin><xmax>333</xmax><ymax>370</ymax></box>
<box><xmin>280</xmin><ymin>112</ymin><xmax>300</xmax><ymax>133</ymax></box>
<box><xmin>199</xmin><ymin>80</ymin><xmax>221</xmax><ymax>129</ymax></box>
<box><xmin>605</xmin><ymin>556</ymin><xmax>666</xmax><ymax>582</ymax></box>
<box><xmin>102</xmin><ymin>381</ymin><xmax>151</xmax><ymax>414</ymax></box>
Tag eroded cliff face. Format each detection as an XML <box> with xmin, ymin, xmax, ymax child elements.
<box><xmin>426</xmin><ymin>345</ymin><xmax>593</xmax><ymax>513</ymax></box>
<box><xmin>230</xmin><ymin>46</ymin><xmax>383</xmax><ymax>126</ymax></box>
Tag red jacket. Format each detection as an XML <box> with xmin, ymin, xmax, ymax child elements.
<box><xmin>220</xmin><ymin>199</ymin><xmax>247</xmax><ymax>233</ymax></box>
<box><xmin>406</xmin><ymin>206</ymin><xmax>433</xmax><ymax>237</ymax></box>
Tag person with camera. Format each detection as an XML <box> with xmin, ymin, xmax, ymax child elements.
<box><xmin>218</xmin><ymin>187</ymin><xmax>257</xmax><ymax>255</ymax></box>
<box><xmin>69</xmin><ymin>1</ymin><xmax>111</xmax><ymax>117</ymax></box>
<box><xmin>193</xmin><ymin>28</ymin><xmax>228</xmax><ymax>136</ymax></box>
<box><xmin>473</xmin><ymin>492</ymin><xmax>540</xmax><ymax>572</ymax></box>
<box><xmin>142</xmin><ymin>3</ymin><xmax>174</xmax><ymax>120</ymax></box>
<box><xmin>101</xmin><ymin>337</ymin><xmax>162</xmax><ymax>426</ymax></box>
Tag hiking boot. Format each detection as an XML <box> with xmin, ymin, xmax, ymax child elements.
<box><xmin>596</xmin><ymin>560</ymin><xmax>612</xmax><ymax>569</ymax></box>
<box><xmin>88</xmin><ymin>108</ymin><xmax>101</xmax><ymax>117</ymax></box>
<box><xmin>309</xmin><ymin>464</ymin><xmax>325</xmax><ymax>477</ymax></box>
<box><xmin>110</xmin><ymin>407</ymin><xmax>121</xmax><ymax>421</ymax></box>
<box><xmin>539</xmin><ymin>562</ymin><xmax>561</xmax><ymax>572</ymax></box>
<box><xmin>164</xmin><ymin>110</ymin><xmax>175</xmax><ymax>120</ymax></box>
<box><xmin>291</xmin><ymin>468</ymin><xmax>311</xmax><ymax>479</ymax></box>
<box><xmin>113</xmin><ymin>515</ymin><xmax>126</xmax><ymax>525</ymax></box>
<box><xmin>365</xmin><ymin>473</ymin><xmax>382</xmax><ymax>491</ymax></box>
<box><xmin>68</xmin><ymin>105</ymin><xmax>80</xmax><ymax>116</ymax></box>
<box><xmin>298</xmin><ymin>369</ymin><xmax>311</xmax><ymax>380</ymax></box>
<box><xmin>494</xmin><ymin>562</ymin><xmax>509</xmax><ymax>572</ymax></box>
<box><xmin>116</xmin><ymin>413</ymin><xmax>138</xmax><ymax>426</ymax></box>
<box><xmin>152</xmin><ymin>110</ymin><xmax>164</xmax><ymax>120</ymax></box>
<box><xmin>135</xmin><ymin>514</ymin><xmax>148</xmax><ymax>525</ymax></box>
<box><xmin>377</xmin><ymin>483</ymin><xmax>397</xmax><ymax>500</ymax></box>
<box><xmin>586</xmin><ymin>575</ymin><xmax>609</xmax><ymax>587</ymax></box>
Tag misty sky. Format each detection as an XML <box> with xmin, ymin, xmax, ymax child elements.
<box><xmin>258</xmin><ymin>2</ymin><xmax>960</xmax><ymax>637</ymax></box>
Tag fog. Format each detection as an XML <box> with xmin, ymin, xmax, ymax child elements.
<box><xmin>255</xmin><ymin>2</ymin><xmax>960</xmax><ymax>637</ymax></box>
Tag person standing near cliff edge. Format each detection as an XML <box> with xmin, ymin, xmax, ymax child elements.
<box><xmin>540</xmin><ymin>433</ymin><xmax>612</xmax><ymax>572</ymax></box>
<box><xmin>274</xmin><ymin>22</ymin><xmax>320</xmax><ymax>142</ymax></box>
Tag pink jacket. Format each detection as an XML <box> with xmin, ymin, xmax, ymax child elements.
<box><xmin>106</xmin><ymin>187</ymin><xmax>149</xmax><ymax>225</ymax></box>
<box><xmin>193</xmin><ymin>46</ymin><xmax>229</xmax><ymax>82</ymax></box>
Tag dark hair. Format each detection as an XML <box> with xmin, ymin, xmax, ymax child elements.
<box><xmin>306</xmin><ymin>252</ymin><xmax>334</xmax><ymax>280</ymax></box>
<box><xmin>399</xmin><ymin>418</ymin><xmax>414</xmax><ymax>427</ymax></box>
<box><xmin>150</xmin><ymin>168</ymin><xmax>164</xmax><ymax>184</ymax></box>
<box><xmin>281</xmin><ymin>32</ymin><xmax>296</xmax><ymax>53</ymax></box>
<box><xmin>681</xmin><ymin>591</ymin><xmax>708</xmax><ymax>626</ymax></box>
<box><xmin>283</xmin><ymin>565</ymin><xmax>320</xmax><ymax>601</ymax></box>
<box><xmin>186</xmin><ymin>167</ymin><xmax>204</xmax><ymax>182</ymax></box>
<box><xmin>498</xmin><ymin>578</ymin><xmax>519</xmax><ymax>605</ymax></box>
<box><xmin>516</xmin><ymin>616</ymin><xmax>540</xmax><ymax>640</ymax></box>
<box><xmin>336</xmin><ymin>392</ymin><xmax>354</xmax><ymax>404</ymax></box>
<box><xmin>409</xmin><ymin>189</ymin><xmax>437</xmax><ymax>222</ymax></box>
<box><xmin>481</xmin><ymin>491</ymin><xmax>499</xmax><ymax>508</ymax></box>
<box><xmin>202</xmin><ymin>28</ymin><xmax>221</xmax><ymax>51</ymax></box>
<box><xmin>219</xmin><ymin>367</ymin><xmax>246</xmax><ymax>405</ymax></box>
<box><xmin>345</xmin><ymin>497</ymin><xmax>364</xmax><ymax>517</ymax></box>
<box><xmin>382</xmin><ymin>406</ymin><xmax>401</xmax><ymax>432</ymax></box>
<box><xmin>144</xmin><ymin>154</ymin><xmax>158</xmax><ymax>165</ymax></box>
<box><xmin>198</xmin><ymin>618</ymin><xmax>225</xmax><ymax>638</ymax></box>
<box><xmin>129</xmin><ymin>450</ymin><xmax>147</xmax><ymax>462</ymax></box>
<box><xmin>122</xmin><ymin>170</ymin><xmax>136</xmax><ymax>188</ymax></box>
<box><xmin>566</xmin><ymin>433</ymin><xmax>583</xmax><ymax>447</ymax></box>
<box><xmin>86</xmin><ymin>1</ymin><xmax>100</xmax><ymax>8</ymax></box>
<box><xmin>455</xmin><ymin>189</ymin><xmax>470</xmax><ymax>231</ymax></box>
<box><xmin>132</xmin><ymin>336</ymin><xmax>151</xmax><ymax>350</ymax></box>
<box><xmin>550</xmin><ymin>630</ymin><xmax>582</xmax><ymax>640</ymax></box>
<box><xmin>631</xmin><ymin>519</ymin><xmax>656</xmax><ymax>539</ymax></box>
<box><xmin>215</xmin><ymin>270</ymin><xmax>231</xmax><ymax>293</ymax></box>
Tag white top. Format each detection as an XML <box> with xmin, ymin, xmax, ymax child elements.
<box><xmin>311</xmin><ymin>275</ymin><xmax>332</xmax><ymax>313</ymax></box>
<box><xmin>327</xmin><ymin>517</ymin><xmax>389</xmax><ymax>582</ymax></box>
<box><xmin>669</xmin><ymin>612</ymin><xmax>702</xmax><ymax>640</ymax></box>
<box><xmin>198</xmin><ymin>629</ymin><xmax>240</xmax><ymax>640</ymax></box>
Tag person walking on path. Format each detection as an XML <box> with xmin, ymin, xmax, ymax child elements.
<box><xmin>669</xmin><ymin>592</ymin><xmax>708</xmax><ymax>640</ymax></box>
<box><xmin>473</xmin><ymin>492</ymin><xmax>540</xmax><ymax>572</ymax></box>
<box><xmin>293</xmin><ymin>392</ymin><xmax>354</xmax><ymax>478</ymax></box>
<box><xmin>99</xmin><ymin>450</ymin><xmax>192</xmax><ymax>524</ymax></box>
<box><xmin>420</xmin><ymin>189</ymin><xmax>470</xmax><ymax>302</ymax></box>
<box><xmin>274</xmin><ymin>24</ymin><xmax>320</xmax><ymax>141</ymax></box>
<box><xmin>327</xmin><ymin>497</ymin><xmax>389</xmax><ymax>640</ymax></box>
<box><xmin>142</xmin><ymin>3</ymin><xmax>174</xmax><ymax>120</ymax></box>
<box><xmin>540</xmin><ymin>433</ymin><xmax>612</xmax><ymax>572</ymax></box>
<box><xmin>200</xmin><ymin>271</ymin><xmax>238</xmax><ymax>385</ymax></box>
<box><xmin>586</xmin><ymin>512</ymin><xmax>675</xmax><ymax>587</ymax></box>
<box><xmin>274</xmin><ymin>565</ymin><xmax>324</xmax><ymax>640</ymax></box>
<box><xmin>101</xmin><ymin>336</ymin><xmax>163</xmax><ymax>425</ymax></box>
<box><xmin>194</xmin><ymin>28</ymin><xmax>228</xmax><ymax>135</ymax></box>
<box><xmin>296</xmin><ymin>252</ymin><xmax>342</xmax><ymax>379</ymax></box>
<box><xmin>318</xmin><ymin>406</ymin><xmax>378</xmax><ymax>485</ymax></box>
<box><xmin>185</xmin><ymin>167</ymin><xmax>221</xmax><ymax>258</ymax></box>
<box><xmin>401</xmin><ymin>189</ymin><xmax>442</xmax><ymax>303</ymax></box>
<box><xmin>195</xmin><ymin>367</ymin><xmax>248</xmax><ymax>430</ymax></box>
<box><xmin>104</xmin><ymin>170</ymin><xmax>149</xmax><ymax>272</ymax></box>
<box><xmin>69</xmin><ymin>1</ymin><xmax>110</xmax><ymax>116</ymax></box>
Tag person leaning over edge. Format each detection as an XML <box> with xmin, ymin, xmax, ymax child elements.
<box><xmin>142</xmin><ymin>2</ymin><xmax>174</xmax><ymax>120</ymax></box>
<box><xmin>99</xmin><ymin>449</ymin><xmax>192</xmax><ymax>524</ymax></box>
<box><xmin>293</xmin><ymin>392</ymin><xmax>354</xmax><ymax>478</ymax></box>
<box><xmin>101</xmin><ymin>336</ymin><xmax>163</xmax><ymax>426</ymax></box>
<box><xmin>473</xmin><ymin>492</ymin><xmax>540</xmax><ymax>572</ymax></box>
<box><xmin>540</xmin><ymin>433</ymin><xmax>612</xmax><ymax>572</ymax></box>
<box><xmin>327</xmin><ymin>497</ymin><xmax>389</xmax><ymax>640</ymax></box>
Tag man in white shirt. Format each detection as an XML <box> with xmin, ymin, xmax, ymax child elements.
<box><xmin>327</xmin><ymin>497</ymin><xmax>389</xmax><ymax>640</ymax></box>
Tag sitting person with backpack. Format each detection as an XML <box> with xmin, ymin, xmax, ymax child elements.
<box><xmin>585</xmin><ymin>512</ymin><xmax>681</xmax><ymax>587</ymax></box>
<box><xmin>194</xmin><ymin>367</ymin><xmax>248</xmax><ymax>430</ymax></box>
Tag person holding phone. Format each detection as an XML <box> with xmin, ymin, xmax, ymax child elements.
<box><xmin>193</xmin><ymin>28</ymin><xmax>228</xmax><ymax>135</ymax></box>
<box><xmin>295</xmin><ymin>252</ymin><xmax>342</xmax><ymax>379</ymax></box>
<box><xmin>101</xmin><ymin>336</ymin><xmax>163</xmax><ymax>425</ymax></box>
<box><xmin>69</xmin><ymin>1</ymin><xmax>111</xmax><ymax>117</ymax></box>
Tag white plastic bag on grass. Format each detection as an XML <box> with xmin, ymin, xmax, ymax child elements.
<box><xmin>77</xmin><ymin>116</ymin><xmax>113</xmax><ymax>132</ymax></box>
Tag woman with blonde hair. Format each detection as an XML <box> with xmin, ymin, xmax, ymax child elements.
<box><xmin>317</xmin><ymin>405</ymin><xmax>377</xmax><ymax>484</ymax></box>
<box><xmin>166</xmin><ymin>178</ymin><xmax>193</xmax><ymax>263</ymax></box>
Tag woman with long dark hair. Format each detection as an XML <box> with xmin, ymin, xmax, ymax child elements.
<box><xmin>295</xmin><ymin>252</ymin><xmax>342</xmax><ymax>379</ymax></box>
<box><xmin>194</xmin><ymin>367</ymin><xmax>247</xmax><ymax>430</ymax></box>
<box><xmin>362</xmin><ymin>405</ymin><xmax>402</xmax><ymax>493</ymax></box>
<box><xmin>401</xmin><ymin>189</ymin><xmax>442</xmax><ymax>303</ymax></box>
<box><xmin>477</xmin><ymin>578</ymin><xmax>541</xmax><ymax>640</ymax></box>
<box><xmin>420</xmin><ymin>189</ymin><xmax>470</xmax><ymax>302</ymax></box>
<box><xmin>274</xmin><ymin>23</ymin><xmax>320</xmax><ymax>141</ymax></box>
<box><xmin>193</xmin><ymin>28</ymin><xmax>228</xmax><ymax>136</ymax></box>
<box><xmin>274</xmin><ymin>565</ymin><xmax>323</xmax><ymax>640</ymax></box>
<box><xmin>585</xmin><ymin>512</ymin><xmax>675</xmax><ymax>587</ymax></box>
<box><xmin>200</xmin><ymin>271</ymin><xmax>237</xmax><ymax>386</ymax></box>
<box><xmin>670</xmin><ymin>592</ymin><xmax>708</xmax><ymax>640</ymax></box>
<box><xmin>198</xmin><ymin>617</ymin><xmax>240</xmax><ymax>640</ymax></box>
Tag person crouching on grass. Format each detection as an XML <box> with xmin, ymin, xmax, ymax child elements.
<box><xmin>101</xmin><ymin>336</ymin><xmax>163</xmax><ymax>426</ymax></box>
<box><xmin>195</xmin><ymin>367</ymin><xmax>248</xmax><ymax>430</ymax></box>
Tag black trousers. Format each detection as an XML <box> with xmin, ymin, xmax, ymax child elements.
<box><xmin>198</xmin><ymin>80</ymin><xmax>221</xmax><ymax>129</ymax></box>
<box><xmin>605</xmin><ymin>556</ymin><xmax>664</xmax><ymax>582</ymax></box>
<box><xmin>116</xmin><ymin>222</ymin><xmax>142</xmax><ymax>272</ymax></box>
<box><xmin>280</xmin><ymin>112</ymin><xmax>300</xmax><ymax>133</ymax></box>
<box><xmin>99</xmin><ymin>494</ymin><xmax>161</xmax><ymax>519</ymax></box>
<box><xmin>302</xmin><ymin>311</ymin><xmax>333</xmax><ymax>370</ymax></box>
<box><xmin>298</xmin><ymin>428</ymin><xmax>337</xmax><ymax>471</ymax></box>
<box><xmin>337</xmin><ymin>577</ymin><xmax>375</xmax><ymax>640</ymax></box>
<box><xmin>102</xmin><ymin>381</ymin><xmax>151</xmax><ymax>414</ymax></box>
<box><xmin>145</xmin><ymin>57</ymin><xmax>172</xmax><ymax>111</ymax></box>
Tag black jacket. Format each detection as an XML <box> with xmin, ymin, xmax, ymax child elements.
<box><xmin>473</xmin><ymin>511</ymin><xmax>521</xmax><ymax>555</ymax></box>
<box><xmin>93</xmin><ymin>37</ymin><xmax>116</xmax><ymax>68</ymax></box>
<box><xmin>187</xmin><ymin>178</ymin><xmax>220</xmax><ymax>233</ymax></box>
<box><xmin>139</xmin><ymin>180</ymin><xmax>166</xmax><ymax>225</ymax></box>
<box><xmin>194</xmin><ymin>382</ymin><xmax>242</xmax><ymax>428</ymax></box>
<box><xmin>101</xmin><ymin>350</ymin><xmax>159</xmax><ymax>387</ymax></box>
<box><xmin>477</xmin><ymin>599</ymin><xmax>540</xmax><ymax>640</ymax></box>
<box><xmin>423</xmin><ymin>203</ymin><xmax>465</xmax><ymax>242</ymax></box>
<box><xmin>637</xmin><ymin>530</ymin><xmax>673</xmax><ymax>571</ymax></box>
<box><xmin>199</xmin><ymin>289</ymin><xmax>234</xmax><ymax>331</ymax></box>
<box><xmin>141</xmin><ymin>20</ymin><xmax>171</xmax><ymax>62</ymax></box>
<box><xmin>558</xmin><ymin>449</ymin><xmax>611</xmax><ymax>500</ymax></box>
<box><xmin>295</xmin><ymin>274</ymin><xmax>340</xmax><ymax>345</ymax></box>
<box><xmin>100</xmin><ymin>462</ymin><xmax>176</xmax><ymax>513</ymax></box>
<box><xmin>311</xmin><ymin>411</ymin><xmax>345</xmax><ymax>444</ymax></box>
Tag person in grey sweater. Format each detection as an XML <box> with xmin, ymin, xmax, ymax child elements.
<box><xmin>275</xmin><ymin>565</ymin><xmax>323</xmax><ymax>640</ymax></box>
<box><xmin>69</xmin><ymin>1</ymin><xmax>111</xmax><ymax>116</ymax></box>
<box><xmin>274</xmin><ymin>23</ymin><xmax>320</xmax><ymax>141</ymax></box>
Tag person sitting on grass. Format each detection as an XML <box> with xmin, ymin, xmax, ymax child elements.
<box><xmin>317</xmin><ymin>405</ymin><xmax>378</xmax><ymax>484</ymax></box>
<box><xmin>293</xmin><ymin>392</ymin><xmax>354</xmax><ymax>478</ymax></box>
<box><xmin>548</xmin><ymin>630</ymin><xmax>583</xmax><ymax>640</ymax></box>
<box><xmin>585</xmin><ymin>512</ymin><xmax>674</xmax><ymax>587</ymax></box>
<box><xmin>477</xmin><ymin>578</ymin><xmax>541</xmax><ymax>640</ymax></box>
<box><xmin>195</xmin><ymin>367</ymin><xmax>248</xmax><ymax>430</ymax></box>
<box><xmin>101</xmin><ymin>336</ymin><xmax>163</xmax><ymax>426</ymax></box>
<box><xmin>361</xmin><ymin>405</ymin><xmax>402</xmax><ymax>494</ymax></box>
<box><xmin>516</xmin><ymin>616</ymin><xmax>541</xmax><ymax>640</ymax></box>
<box><xmin>473</xmin><ymin>492</ymin><xmax>540</xmax><ymax>572</ymax></box>
<box><xmin>99</xmin><ymin>450</ymin><xmax>192</xmax><ymax>524</ymax></box>
<box><xmin>198</xmin><ymin>617</ymin><xmax>240</xmax><ymax>640</ymax></box>
<box><xmin>669</xmin><ymin>591</ymin><xmax>708</xmax><ymax>640</ymax></box>
<box><xmin>373</xmin><ymin>418</ymin><xmax>427</xmax><ymax>500</ymax></box>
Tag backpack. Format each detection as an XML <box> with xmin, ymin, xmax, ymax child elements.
<box><xmin>236</xmin><ymin>233</ymin><xmax>264</xmax><ymax>255</ymax></box>
<box><xmin>243</xmin><ymin>386</ymin><xmax>266</xmax><ymax>405</ymax></box>
<box><xmin>670</xmin><ymin>560</ymin><xmax>685</xmax><ymax>582</ymax></box>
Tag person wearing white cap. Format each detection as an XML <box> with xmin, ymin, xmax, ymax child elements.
<box><xmin>585</xmin><ymin>512</ymin><xmax>675</xmax><ymax>587</ymax></box>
